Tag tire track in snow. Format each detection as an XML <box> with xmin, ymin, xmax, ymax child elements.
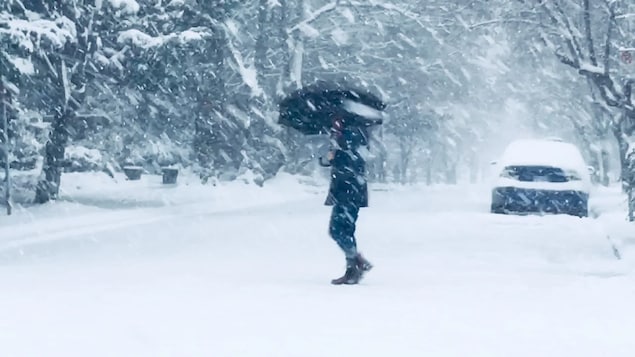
<box><xmin>0</xmin><ymin>197</ymin><xmax>316</xmax><ymax>254</ymax></box>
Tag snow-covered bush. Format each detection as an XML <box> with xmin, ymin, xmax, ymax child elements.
<box><xmin>64</xmin><ymin>145</ymin><xmax>105</xmax><ymax>173</ymax></box>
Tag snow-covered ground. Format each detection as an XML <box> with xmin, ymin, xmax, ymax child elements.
<box><xmin>0</xmin><ymin>172</ymin><xmax>634</xmax><ymax>357</ymax></box>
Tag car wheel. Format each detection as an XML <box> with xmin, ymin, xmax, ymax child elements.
<box><xmin>572</xmin><ymin>201</ymin><xmax>588</xmax><ymax>218</ymax></box>
<box><xmin>575</xmin><ymin>207</ymin><xmax>588</xmax><ymax>218</ymax></box>
<box><xmin>490</xmin><ymin>204</ymin><xmax>506</xmax><ymax>214</ymax></box>
<box><xmin>491</xmin><ymin>190</ymin><xmax>506</xmax><ymax>214</ymax></box>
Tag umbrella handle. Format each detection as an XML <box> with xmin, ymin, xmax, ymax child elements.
<box><xmin>318</xmin><ymin>156</ymin><xmax>331</xmax><ymax>167</ymax></box>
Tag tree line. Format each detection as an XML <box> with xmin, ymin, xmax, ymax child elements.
<box><xmin>0</xmin><ymin>0</ymin><xmax>633</xmax><ymax>214</ymax></box>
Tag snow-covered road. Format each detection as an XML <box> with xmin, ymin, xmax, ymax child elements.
<box><xmin>0</xmin><ymin>174</ymin><xmax>633</xmax><ymax>356</ymax></box>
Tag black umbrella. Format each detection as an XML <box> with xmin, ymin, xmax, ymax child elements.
<box><xmin>278</xmin><ymin>80</ymin><xmax>386</xmax><ymax>135</ymax></box>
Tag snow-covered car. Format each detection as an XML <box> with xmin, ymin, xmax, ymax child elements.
<box><xmin>490</xmin><ymin>139</ymin><xmax>592</xmax><ymax>217</ymax></box>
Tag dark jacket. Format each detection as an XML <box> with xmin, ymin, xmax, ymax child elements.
<box><xmin>324</xmin><ymin>148</ymin><xmax>368</xmax><ymax>208</ymax></box>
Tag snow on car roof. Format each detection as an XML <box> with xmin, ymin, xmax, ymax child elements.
<box><xmin>499</xmin><ymin>139</ymin><xmax>588</xmax><ymax>172</ymax></box>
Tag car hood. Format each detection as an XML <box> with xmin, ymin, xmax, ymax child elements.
<box><xmin>498</xmin><ymin>140</ymin><xmax>588</xmax><ymax>171</ymax></box>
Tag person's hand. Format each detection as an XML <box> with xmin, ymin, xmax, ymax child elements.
<box><xmin>327</xmin><ymin>151</ymin><xmax>335</xmax><ymax>161</ymax></box>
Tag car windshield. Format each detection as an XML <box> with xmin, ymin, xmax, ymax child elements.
<box><xmin>502</xmin><ymin>165</ymin><xmax>569</xmax><ymax>183</ymax></box>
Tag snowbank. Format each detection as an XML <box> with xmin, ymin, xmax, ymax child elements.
<box><xmin>0</xmin><ymin>174</ymin><xmax>633</xmax><ymax>357</ymax></box>
<box><xmin>52</xmin><ymin>170</ymin><xmax>318</xmax><ymax>210</ymax></box>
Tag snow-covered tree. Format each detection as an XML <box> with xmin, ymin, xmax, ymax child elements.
<box><xmin>5</xmin><ymin>0</ymin><xmax>634</xmax><ymax>206</ymax></box>
<box><xmin>0</xmin><ymin>0</ymin><xmax>72</xmax><ymax>206</ymax></box>
<box><xmin>511</xmin><ymin>0</ymin><xmax>635</xmax><ymax>218</ymax></box>
<box><xmin>23</xmin><ymin>1</ymin><xmax>100</xmax><ymax>203</ymax></box>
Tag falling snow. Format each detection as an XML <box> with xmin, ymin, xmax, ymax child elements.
<box><xmin>1</xmin><ymin>1</ymin><xmax>635</xmax><ymax>355</ymax></box>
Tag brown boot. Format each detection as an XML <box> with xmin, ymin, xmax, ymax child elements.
<box><xmin>331</xmin><ymin>258</ymin><xmax>362</xmax><ymax>285</ymax></box>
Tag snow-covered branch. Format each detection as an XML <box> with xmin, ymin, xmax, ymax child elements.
<box><xmin>468</xmin><ymin>19</ymin><xmax>547</xmax><ymax>30</ymax></box>
<box><xmin>0</xmin><ymin>14</ymin><xmax>76</xmax><ymax>52</ymax></box>
<box><xmin>116</xmin><ymin>27</ymin><xmax>211</xmax><ymax>49</ymax></box>
<box><xmin>539</xmin><ymin>1</ymin><xmax>584</xmax><ymax>63</ymax></box>
<box><xmin>105</xmin><ymin>0</ymin><xmax>140</xmax><ymax>14</ymax></box>
<box><xmin>615</xmin><ymin>13</ymin><xmax>635</xmax><ymax>20</ymax></box>
<box><xmin>286</xmin><ymin>1</ymin><xmax>340</xmax><ymax>35</ymax></box>
<box><xmin>347</xmin><ymin>0</ymin><xmax>427</xmax><ymax>30</ymax></box>
<box><xmin>578</xmin><ymin>68</ymin><xmax>620</xmax><ymax>108</ymax></box>
<box><xmin>580</xmin><ymin>63</ymin><xmax>605</xmax><ymax>75</ymax></box>
<box><xmin>225</xmin><ymin>38</ymin><xmax>264</xmax><ymax>98</ymax></box>
<box><xmin>553</xmin><ymin>2</ymin><xmax>585</xmax><ymax>61</ymax></box>
<box><xmin>286</xmin><ymin>0</ymin><xmax>433</xmax><ymax>38</ymax></box>
<box><xmin>555</xmin><ymin>51</ymin><xmax>579</xmax><ymax>69</ymax></box>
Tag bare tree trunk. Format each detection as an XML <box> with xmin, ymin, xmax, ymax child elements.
<box><xmin>629</xmin><ymin>189</ymin><xmax>634</xmax><ymax>222</ymax></box>
<box><xmin>35</xmin><ymin>4</ymin><xmax>93</xmax><ymax>204</ymax></box>
<box><xmin>35</xmin><ymin>107</ymin><xmax>70</xmax><ymax>203</ymax></box>
<box><xmin>255</xmin><ymin>0</ymin><xmax>270</xmax><ymax>97</ymax></box>
<box><xmin>614</xmin><ymin>110</ymin><xmax>635</xmax><ymax>222</ymax></box>
<box><xmin>398</xmin><ymin>141</ymin><xmax>411</xmax><ymax>185</ymax></box>
<box><xmin>368</xmin><ymin>140</ymin><xmax>388</xmax><ymax>183</ymax></box>
<box><xmin>625</xmin><ymin>146</ymin><xmax>635</xmax><ymax>221</ymax></box>
<box><xmin>1</xmin><ymin>80</ymin><xmax>10</xmax><ymax>215</ymax></box>
<box><xmin>35</xmin><ymin>55</ymin><xmax>83</xmax><ymax>204</ymax></box>
<box><xmin>424</xmin><ymin>153</ymin><xmax>432</xmax><ymax>186</ymax></box>
<box><xmin>601</xmin><ymin>148</ymin><xmax>610</xmax><ymax>186</ymax></box>
<box><xmin>612</xmin><ymin>125</ymin><xmax>629</xmax><ymax>192</ymax></box>
<box><xmin>620</xmin><ymin>127</ymin><xmax>635</xmax><ymax>221</ymax></box>
<box><xmin>277</xmin><ymin>0</ymin><xmax>305</xmax><ymax>96</ymax></box>
<box><xmin>276</xmin><ymin>0</ymin><xmax>290</xmax><ymax>98</ymax></box>
<box><xmin>446</xmin><ymin>162</ymin><xmax>457</xmax><ymax>185</ymax></box>
<box><xmin>195</xmin><ymin>2</ymin><xmax>228</xmax><ymax>182</ymax></box>
<box><xmin>469</xmin><ymin>151</ymin><xmax>479</xmax><ymax>184</ymax></box>
<box><xmin>377</xmin><ymin>127</ymin><xmax>387</xmax><ymax>183</ymax></box>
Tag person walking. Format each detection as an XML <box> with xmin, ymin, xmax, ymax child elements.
<box><xmin>323</xmin><ymin>115</ymin><xmax>373</xmax><ymax>285</ymax></box>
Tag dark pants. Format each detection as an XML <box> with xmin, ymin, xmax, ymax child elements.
<box><xmin>329</xmin><ymin>203</ymin><xmax>360</xmax><ymax>258</ymax></box>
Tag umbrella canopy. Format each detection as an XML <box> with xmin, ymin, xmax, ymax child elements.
<box><xmin>278</xmin><ymin>80</ymin><xmax>386</xmax><ymax>135</ymax></box>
